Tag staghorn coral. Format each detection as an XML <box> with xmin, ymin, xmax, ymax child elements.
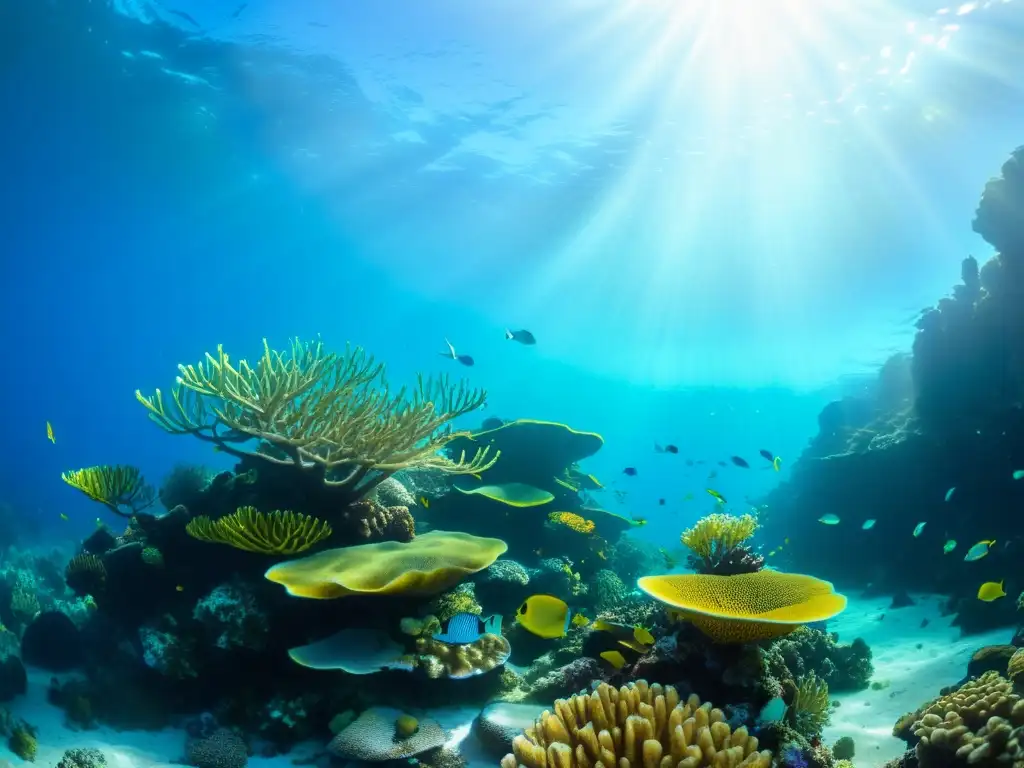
<box><xmin>502</xmin><ymin>680</ymin><xmax>773</xmax><ymax>768</ymax></box>
<box><xmin>265</xmin><ymin>530</ymin><xmax>506</xmax><ymax>599</ymax></box>
<box><xmin>61</xmin><ymin>465</ymin><xmax>155</xmax><ymax>518</ymax></box>
<box><xmin>136</xmin><ymin>338</ymin><xmax>497</xmax><ymax>503</ymax></box>
<box><xmin>638</xmin><ymin>571</ymin><xmax>847</xmax><ymax>643</ymax></box>
<box><xmin>186</xmin><ymin>507</ymin><xmax>331</xmax><ymax>555</ymax></box>
<box><xmin>548</xmin><ymin>511</ymin><xmax>596</xmax><ymax>535</ymax></box>
<box><xmin>791</xmin><ymin>673</ymin><xmax>831</xmax><ymax>739</ymax></box>
<box><xmin>64</xmin><ymin>554</ymin><xmax>106</xmax><ymax>597</ymax></box>
<box><xmin>681</xmin><ymin>513</ymin><xmax>764</xmax><ymax>575</ymax></box>
<box><xmin>346</xmin><ymin>499</ymin><xmax>414</xmax><ymax>542</ymax></box>
<box><xmin>415</xmin><ymin>632</ymin><xmax>511</xmax><ymax>679</ymax></box>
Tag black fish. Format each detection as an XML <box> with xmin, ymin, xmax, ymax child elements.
<box><xmin>168</xmin><ymin>8</ymin><xmax>200</xmax><ymax>26</ymax></box>
<box><xmin>440</xmin><ymin>338</ymin><xmax>474</xmax><ymax>367</ymax></box>
<box><xmin>230</xmin><ymin>2</ymin><xmax>248</xmax><ymax>18</ymax></box>
<box><xmin>731</xmin><ymin>456</ymin><xmax>750</xmax><ymax>469</ymax></box>
<box><xmin>920</xmin><ymin>618</ymin><xmax>929</xmax><ymax>628</ymax></box>
<box><xmin>505</xmin><ymin>329</ymin><xmax>536</xmax><ymax>345</ymax></box>
<box><xmin>658</xmin><ymin>498</ymin><xmax>666</xmax><ymax>506</ymax></box>
<box><xmin>655</xmin><ymin>443</ymin><xmax>679</xmax><ymax>454</ymax></box>
<box><xmin>759</xmin><ymin>449</ymin><xmax>774</xmax><ymax>462</ymax></box>
<box><xmin>623</xmin><ymin>467</ymin><xmax>638</xmax><ymax>476</ymax></box>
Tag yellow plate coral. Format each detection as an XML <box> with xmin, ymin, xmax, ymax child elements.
<box><xmin>638</xmin><ymin>570</ymin><xmax>847</xmax><ymax>643</ymax></box>
<box><xmin>265</xmin><ymin>530</ymin><xmax>508</xmax><ymax>598</ymax></box>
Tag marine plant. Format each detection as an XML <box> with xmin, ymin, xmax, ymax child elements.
<box><xmin>8</xmin><ymin>721</ymin><xmax>37</xmax><ymax>762</ymax></box>
<box><xmin>790</xmin><ymin>673</ymin><xmax>831</xmax><ymax>738</ymax></box>
<box><xmin>186</xmin><ymin>507</ymin><xmax>332</xmax><ymax>555</ymax></box>
<box><xmin>136</xmin><ymin>337</ymin><xmax>497</xmax><ymax>503</ymax></box>
<box><xmin>680</xmin><ymin>513</ymin><xmax>764</xmax><ymax>575</ymax></box>
<box><xmin>502</xmin><ymin>680</ymin><xmax>772</xmax><ymax>768</ymax></box>
<box><xmin>61</xmin><ymin>465</ymin><xmax>155</xmax><ymax>518</ymax></box>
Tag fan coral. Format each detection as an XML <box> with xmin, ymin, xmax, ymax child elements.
<box><xmin>65</xmin><ymin>554</ymin><xmax>106</xmax><ymax>597</ymax></box>
<box><xmin>61</xmin><ymin>465</ymin><xmax>155</xmax><ymax>518</ymax></box>
<box><xmin>548</xmin><ymin>511</ymin><xmax>596</xmax><ymax>534</ymax></box>
<box><xmin>681</xmin><ymin>513</ymin><xmax>764</xmax><ymax>575</ymax></box>
<box><xmin>502</xmin><ymin>680</ymin><xmax>772</xmax><ymax>768</ymax></box>
<box><xmin>136</xmin><ymin>338</ymin><xmax>497</xmax><ymax>503</ymax></box>
<box><xmin>186</xmin><ymin>507</ymin><xmax>331</xmax><ymax>555</ymax></box>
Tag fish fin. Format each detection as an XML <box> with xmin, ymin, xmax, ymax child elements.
<box><xmin>443</xmin><ymin>337</ymin><xmax>456</xmax><ymax>357</ymax></box>
<box><xmin>505</xmin><ymin>329</ymin><xmax>513</xmax><ymax>340</ymax></box>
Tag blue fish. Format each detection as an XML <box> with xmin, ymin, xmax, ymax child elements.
<box><xmin>432</xmin><ymin>613</ymin><xmax>502</xmax><ymax>644</ymax></box>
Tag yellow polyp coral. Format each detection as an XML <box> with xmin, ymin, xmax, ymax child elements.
<box><xmin>501</xmin><ymin>680</ymin><xmax>772</xmax><ymax>768</ymax></box>
<box><xmin>186</xmin><ymin>507</ymin><xmax>332</xmax><ymax>555</ymax></box>
<box><xmin>61</xmin><ymin>465</ymin><xmax>155</xmax><ymax>518</ymax></box>
<box><xmin>902</xmin><ymin>672</ymin><xmax>1024</xmax><ymax>768</ymax></box>
<box><xmin>548</xmin><ymin>511</ymin><xmax>596</xmax><ymax>534</ymax></box>
<box><xmin>681</xmin><ymin>513</ymin><xmax>758</xmax><ymax>559</ymax></box>
<box><xmin>136</xmin><ymin>338</ymin><xmax>497</xmax><ymax>503</ymax></box>
<box><xmin>637</xmin><ymin>571</ymin><xmax>847</xmax><ymax>643</ymax></box>
<box><xmin>265</xmin><ymin>530</ymin><xmax>508</xmax><ymax>598</ymax></box>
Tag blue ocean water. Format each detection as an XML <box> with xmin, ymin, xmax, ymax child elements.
<box><xmin>5</xmin><ymin>0</ymin><xmax>1020</xmax><ymax>552</ymax></box>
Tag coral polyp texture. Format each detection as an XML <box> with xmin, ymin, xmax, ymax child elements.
<box><xmin>135</xmin><ymin>337</ymin><xmax>498</xmax><ymax>503</ymax></box>
<box><xmin>680</xmin><ymin>513</ymin><xmax>763</xmax><ymax>576</ymax></box>
<box><xmin>501</xmin><ymin>680</ymin><xmax>772</xmax><ymax>768</ymax></box>
<box><xmin>264</xmin><ymin>530</ymin><xmax>508</xmax><ymax>598</ymax></box>
<box><xmin>185</xmin><ymin>507</ymin><xmax>332</xmax><ymax>555</ymax></box>
<box><xmin>61</xmin><ymin>465</ymin><xmax>155</xmax><ymax>517</ymax></box>
<box><xmin>548</xmin><ymin>511</ymin><xmax>596</xmax><ymax>534</ymax></box>
<box><xmin>638</xmin><ymin>571</ymin><xmax>846</xmax><ymax>642</ymax></box>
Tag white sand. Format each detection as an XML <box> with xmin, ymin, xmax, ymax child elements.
<box><xmin>1</xmin><ymin>593</ymin><xmax>1012</xmax><ymax>767</ymax></box>
<box><xmin>823</xmin><ymin>593</ymin><xmax>1013</xmax><ymax>767</ymax></box>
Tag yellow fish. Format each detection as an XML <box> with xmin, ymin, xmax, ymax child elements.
<box><xmin>772</xmin><ymin>456</ymin><xmax>782</xmax><ymax>471</ymax></box>
<box><xmin>595</xmin><ymin>550</ymin><xmax>607</xmax><ymax>560</ymax></box>
<box><xmin>46</xmin><ymin>421</ymin><xmax>55</xmax><ymax>444</ymax></box>
<box><xmin>419</xmin><ymin>496</ymin><xmax>430</xmax><ymax>508</ymax></box>
<box><xmin>553</xmin><ymin>476</ymin><xmax>579</xmax><ymax>492</ymax></box>
<box><xmin>516</xmin><ymin>595</ymin><xmax>572</xmax><ymax>639</ymax></box>
<box><xmin>977</xmin><ymin>580</ymin><xmax>1006</xmax><ymax>602</ymax></box>
<box><xmin>600</xmin><ymin>650</ymin><xmax>627</xmax><ymax>669</ymax></box>
<box><xmin>706</xmin><ymin>489</ymin><xmax>726</xmax><ymax>504</ymax></box>
<box><xmin>633</xmin><ymin>626</ymin><xmax>655</xmax><ymax>645</ymax></box>
<box><xmin>176</xmin><ymin>585</ymin><xmax>185</xmax><ymax>592</ymax></box>
<box><xmin>631</xmin><ymin>516</ymin><xmax>647</xmax><ymax>526</ymax></box>
<box><xmin>586</xmin><ymin>474</ymin><xmax>603</xmax><ymax>488</ymax></box>
<box><xmin>59</xmin><ymin>513</ymin><xmax>69</xmax><ymax>521</ymax></box>
<box><xmin>592</xmin><ymin>620</ymin><xmax>652</xmax><ymax>653</ymax></box>
<box><xmin>571</xmin><ymin>614</ymin><xmax>590</xmax><ymax>627</ymax></box>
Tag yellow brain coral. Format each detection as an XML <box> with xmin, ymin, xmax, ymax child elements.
<box><xmin>502</xmin><ymin>680</ymin><xmax>772</xmax><ymax>768</ymax></box>
<box><xmin>265</xmin><ymin>530</ymin><xmax>508</xmax><ymax>598</ymax></box>
<box><xmin>637</xmin><ymin>571</ymin><xmax>847</xmax><ymax>643</ymax></box>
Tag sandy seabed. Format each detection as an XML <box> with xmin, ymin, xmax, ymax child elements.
<box><xmin>1</xmin><ymin>593</ymin><xmax>1012</xmax><ymax>767</ymax></box>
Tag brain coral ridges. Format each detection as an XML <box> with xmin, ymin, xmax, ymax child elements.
<box><xmin>502</xmin><ymin>680</ymin><xmax>772</xmax><ymax>768</ymax></box>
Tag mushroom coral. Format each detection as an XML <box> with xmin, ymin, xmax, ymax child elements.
<box><xmin>265</xmin><ymin>530</ymin><xmax>508</xmax><ymax>598</ymax></box>
<box><xmin>502</xmin><ymin>680</ymin><xmax>772</xmax><ymax>768</ymax></box>
<box><xmin>638</xmin><ymin>571</ymin><xmax>846</xmax><ymax>643</ymax></box>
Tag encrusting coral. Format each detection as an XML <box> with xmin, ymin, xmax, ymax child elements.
<box><xmin>680</xmin><ymin>514</ymin><xmax>764</xmax><ymax>575</ymax></box>
<box><xmin>502</xmin><ymin>680</ymin><xmax>772</xmax><ymax>768</ymax></box>
<box><xmin>638</xmin><ymin>571</ymin><xmax>847</xmax><ymax>642</ymax></box>
<box><xmin>186</xmin><ymin>507</ymin><xmax>332</xmax><ymax>555</ymax></box>
<box><xmin>61</xmin><ymin>465</ymin><xmax>155</xmax><ymax>518</ymax></box>
<box><xmin>415</xmin><ymin>633</ymin><xmax>512</xmax><ymax>679</ymax></box>
<box><xmin>548</xmin><ymin>512</ymin><xmax>596</xmax><ymax>535</ymax></box>
<box><xmin>135</xmin><ymin>337</ymin><xmax>497</xmax><ymax>503</ymax></box>
<box><xmin>899</xmin><ymin>671</ymin><xmax>1024</xmax><ymax>768</ymax></box>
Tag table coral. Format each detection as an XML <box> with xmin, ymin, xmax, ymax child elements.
<box><xmin>502</xmin><ymin>680</ymin><xmax>773</xmax><ymax>768</ymax></box>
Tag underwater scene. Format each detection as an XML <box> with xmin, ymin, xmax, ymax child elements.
<box><xmin>5</xmin><ymin>0</ymin><xmax>1024</xmax><ymax>767</ymax></box>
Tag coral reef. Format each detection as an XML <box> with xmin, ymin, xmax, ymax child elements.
<box><xmin>186</xmin><ymin>507</ymin><xmax>332</xmax><ymax>554</ymax></box>
<box><xmin>681</xmin><ymin>514</ymin><xmax>764</xmax><ymax>575</ymax></box>
<box><xmin>763</xmin><ymin>628</ymin><xmax>873</xmax><ymax>693</ymax></box>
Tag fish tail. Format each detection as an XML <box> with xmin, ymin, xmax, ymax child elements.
<box><xmin>505</xmin><ymin>329</ymin><xmax>513</xmax><ymax>340</ymax></box>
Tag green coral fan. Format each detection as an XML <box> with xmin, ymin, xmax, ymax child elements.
<box><xmin>186</xmin><ymin>507</ymin><xmax>332</xmax><ymax>555</ymax></box>
<box><xmin>9</xmin><ymin>722</ymin><xmax>37</xmax><ymax>762</ymax></box>
<box><xmin>61</xmin><ymin>465</ymin><xmax>155</xmax><ymax>518</ymax></box>
<box><xmin>136</xmin><ymin>338</ymin><xmax>497</xmax><ymax>502</ymax></box>
<box><xmin>791</xmin><ymin>673</ymin><xmax>831</xmax><ymax>739</ymax></box>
